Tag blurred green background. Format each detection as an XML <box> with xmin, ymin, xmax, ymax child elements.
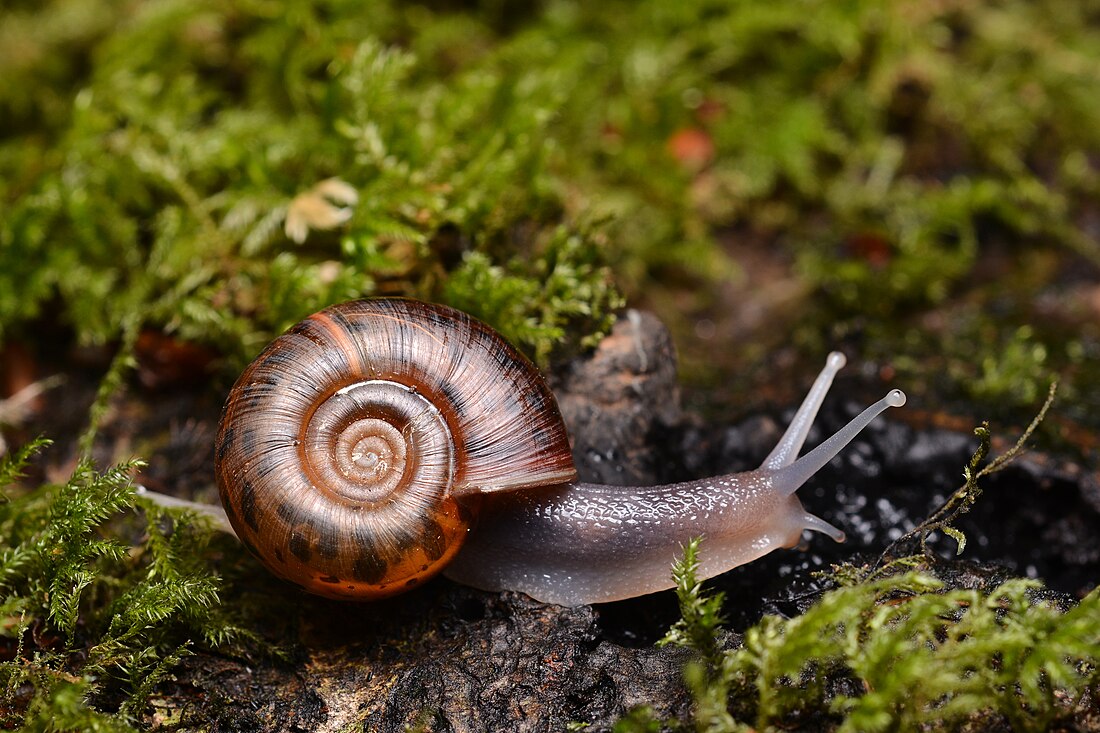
<box><xmin>3</xmin><ymin>0</ymin><xmax>1099</xmax><ymax>434</ymax></box>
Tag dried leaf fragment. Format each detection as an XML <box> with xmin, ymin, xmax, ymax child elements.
<box><xmin>284</xmin><ymin>178</ymin><xmax>360</xmax><ymax>243</ymax></box>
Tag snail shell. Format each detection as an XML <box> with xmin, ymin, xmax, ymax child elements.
<box><xmin>214</xmin><ymin>299</ymin><xmax>576</xmax><ymax>600</ymax></box>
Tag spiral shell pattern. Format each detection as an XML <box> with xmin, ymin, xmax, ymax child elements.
<box><xmin>215</xmin><ymin>299</ymin><xmax>577</xmax><ymax>599</ymax></box>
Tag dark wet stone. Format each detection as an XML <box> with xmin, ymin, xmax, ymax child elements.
<box><xmin>555</xmin><ymin>309</ymin><xmax>684</xmax><ymax>486</ymax></box>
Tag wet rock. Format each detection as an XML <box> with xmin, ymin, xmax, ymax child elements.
<box><xmin>555</xmin><ymin>309</ymin><xmax>683</xmax><ymax>486</ymax></box>
<box><xmin>165</xmin><ymin>584</ymin><xmax>690</xmax><ymax>733</ymax></box>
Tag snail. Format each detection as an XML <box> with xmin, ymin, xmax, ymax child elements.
<box><xmin>185</xmin><ymin>298</ymin><xmax>905</xmax><ymax>606</ymax></box>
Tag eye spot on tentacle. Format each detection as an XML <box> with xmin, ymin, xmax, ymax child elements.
<box><xmin>274</xmin><ymin>548</ymin><xmax>285</xmax><ymax>563</ymax></box>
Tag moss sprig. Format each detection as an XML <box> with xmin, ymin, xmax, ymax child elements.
<box><xmin>659</xmin><ymin>538</ymin><xmax>725</xmax><ymax>669</ymax></box>
<box><xmin>0</xmin><ymin>440</ymin><xmax>236</xmax><ymax>727</ymax></box>
<box><xmin>442</xmin><ymin>226</ymin><xmax>623</xmax><ymax>364</ymax></box>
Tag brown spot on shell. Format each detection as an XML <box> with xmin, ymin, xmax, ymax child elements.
<box><xmin>352</xmin><ymin>550</ymin><xmax>389</xmax><ymax>585</ymax></box>
<box><xmin>289</xmin><ymin>530</ymin><xmax>312</xmax><ymax>562</ymax></box>
<box><xmin>239</xmin><ymin>480</ymin><xmax>259</xmax><ymax>531</ymax></box>
<box><xmin>215</xmin><ymin>425</ymin><xmax>234</xmax><ymax>463</ymax></box>
<box><xmin>418</xmin><ymin>519</ymin><xmax>448</xmax><ymax>562</ymax></box>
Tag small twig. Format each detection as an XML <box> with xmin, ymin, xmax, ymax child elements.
<box><xmin>869</xmin><ymin>380</ymin><xmax>1059</xmax><ymax>578</ymax></box>
<box><xmin>0</xmin><ymin>376</ymin><xmax>64</xmax><ymax>426</ymax></box>
<box><xmin>977</xmin><ymin>379</ymin><xmax>1058</xmax><ymax>479</ymax></box>
<box><xmin>134</xmin><ymin>485</ymin><xmax>236</xmax><ymax>535</ymax></box>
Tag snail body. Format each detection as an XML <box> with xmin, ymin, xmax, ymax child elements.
<box><xmin>214</xmin><ymin>298</ymin><xmax>905</xmax><ymax>605</ymax></box>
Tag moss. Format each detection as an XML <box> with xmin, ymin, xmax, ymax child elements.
<box><xmin>442</xmin><ymin>226</ymin><xmax>624</xmax><ymax>363</ymax></box>
<box><xmin>0</xmin><ymin>439</ymin><xmax>246</xmax><ymax>726</ymax></box>
<box><xmin>0</xmin><ymin>3</ymin><xmax>624</xmax><ymax>365</ymax></box>
<box><xmin>4</xmin><ymin>1</ymin><xmax>1099</xmax><ymax>407</ymax></box>
<box><xmin>644</xmin><ymin>542</ymin><xmax>1100</xmax><ymax>733</ymax></box>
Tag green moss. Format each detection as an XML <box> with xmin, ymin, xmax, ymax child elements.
<box><xmin>0</xmin><ymin>439</ymin><xmax>243</xmax><ymax>726</ymax></box>
<box><xmin>959</xmin><ymin>326</ymin><xmax>1052</xmax><ymax>409</ymax></box>
<box><xmin>648</xmin><ymin>549</ymin><xmax>1100</xmax><ymax>733</ymax></box>
<box><xmin>0</xmin><ymin>2</ymin><xmax>623</xmax><ymax>365</ymax></box>
<box><xmin>442</xmin><ymin>226</ymin><xmax>623</xmax><ymax>364</ymax></box>
<box><xmin>5</xmin><ymin>0</ymin><xmax>1099</xmax><ymax>398</ymax></box>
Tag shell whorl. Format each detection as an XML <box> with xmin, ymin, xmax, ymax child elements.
<box><xmin>214</xmin><ymin>298</ymin><xmax>577</xmax><ymax>599</ymax></box>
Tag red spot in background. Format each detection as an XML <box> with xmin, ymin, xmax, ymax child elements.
<box><xmin>845</xmin><ymin>231</ymin><xmax>893</xmax><ymax>269</ymax></box>
<box><xmin>694</xmin><ymin>97</ymin><xmax>725</xmax><ymax>125</ymax></box>
<box><xmin>667</xmin><ymin>127</ymin><xmax>715</xmax><ymax>170</ymax></box>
